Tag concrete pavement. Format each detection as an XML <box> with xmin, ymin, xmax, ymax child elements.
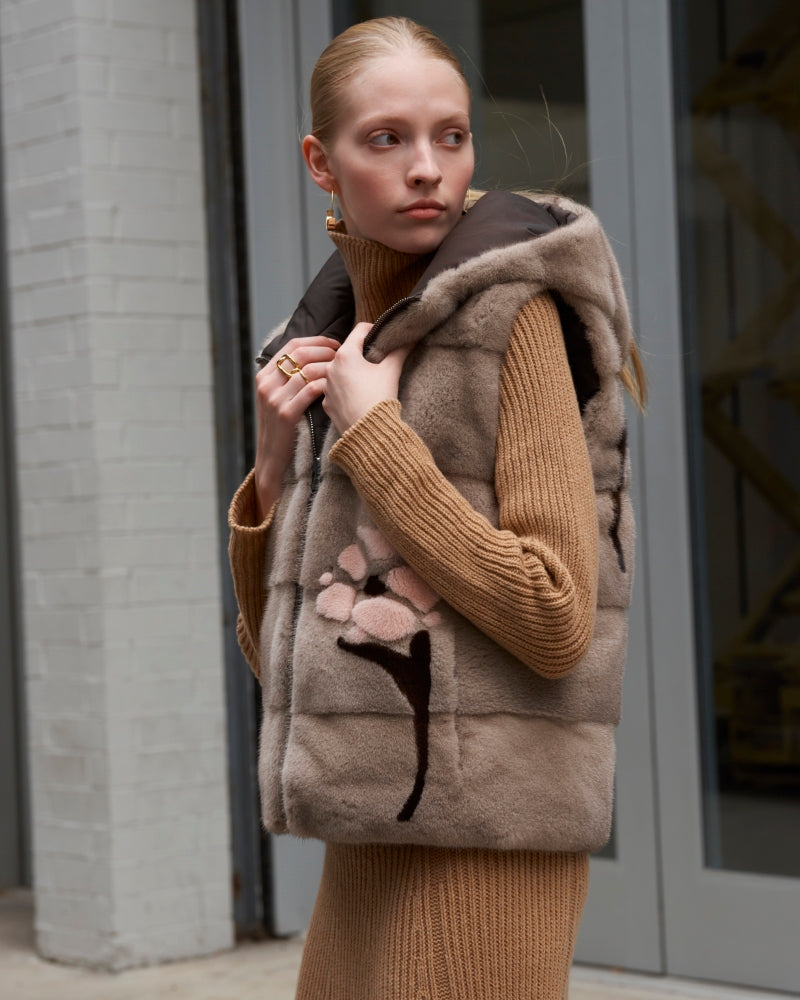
<box><xmin>0</xmin><ymin>888</ymin><xmax>789</xmax><ymax>1000</ymax></box>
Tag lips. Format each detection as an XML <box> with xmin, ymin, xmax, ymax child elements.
<box><xmin>400</xmin><ymin>199</ymin><xmax>446</xmax><ymax>219</ymax></box>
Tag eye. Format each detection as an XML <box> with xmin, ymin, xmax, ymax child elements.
<box><xmin>368</xmin><ymin>131</ymin><xmax>400</xmax><ymax>147</ymax></box>
<box><xmin>441</xmin><ymin>130</ymin><xmax>466</xmax><ymax>146</ymax></box>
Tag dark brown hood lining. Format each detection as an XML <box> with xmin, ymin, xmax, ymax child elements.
<box><xmin>256</xmin><ymin>191</ymin><xmax>575</xmax><ymax>365</ymax></box>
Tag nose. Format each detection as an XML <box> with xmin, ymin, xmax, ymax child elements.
<box><xmin>408</xmin><ymin>142</ymin><xmax>442</xmax><ymax>187</ymax></box>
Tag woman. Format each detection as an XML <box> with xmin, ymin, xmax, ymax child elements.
<box><xmin>229</xmin><ymin>16</ymin><xmax>643</xmax><ymax>999</ymax></box>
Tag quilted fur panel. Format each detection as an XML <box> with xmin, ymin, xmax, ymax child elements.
<box><xmin>278</xmin><ymin>712</ymin><xmax>614</xmax><ymax>851</ymax></box>
<box><xmin>451</xmin><ymin>604</ymin><xmax>626</xmax><ymax>724</ymax></box>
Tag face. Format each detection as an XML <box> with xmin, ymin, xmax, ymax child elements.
<box><xmin>308</xmin><ymin>52</ymin><xmax>474</xmax><ymax>254</ymax></box>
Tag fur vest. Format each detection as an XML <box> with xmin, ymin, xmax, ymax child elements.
<box><xmin>255</xmin><ymin>191</ymin><xmax>634</xmax><ymax>852</ymax></box>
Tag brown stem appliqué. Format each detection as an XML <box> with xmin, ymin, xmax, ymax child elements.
<box><xmin>337</xmin><ymin>630</ymin><xmax>432</xmax><ymax>822</ymax></box>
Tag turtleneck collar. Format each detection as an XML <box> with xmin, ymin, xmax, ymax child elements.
<box><xmin>329</xmin><ymin>229</ymin><xmax>432</xmax><ymax>324</ymax></box>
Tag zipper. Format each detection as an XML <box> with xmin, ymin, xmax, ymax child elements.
<box><xmin>280</xmin><ymin>409</ymin><xmax>321</xmax><ymax>826</ymax></box>
<box><xmin>306</xmin><ymin>410</ymin><xmax>321</xmax><ymax>495</ymax></box>
<box><xmin>363</xmin><ymin>294</ymin><xmax>421</xmax><ymax>352</ymax></box>
<box><xmin>289</xmin><ymin>410</ymin><xmax>322</xmax><ymax>639</ymax></box>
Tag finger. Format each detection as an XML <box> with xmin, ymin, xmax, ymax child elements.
<box><xmin>257</xmin><ymin>336</ymin><xmax>338</xmax><ymax>369</ymax></box>
<box><xmin>377</xmin><ymin>343</ymin><xmax>413</xmax><ymax>381</ymax></box>
<box><xmin>283</xmin><ymin>364</ymin><xmax>327</xmax><ymax>397</ymax></box>
<box><xmin>283</xmin><ymin>336</ymin><xmax>340</xmax><ymax>360</ymax></box>
<box><xmin>295</xmin><ymin>360</ymin><xmax>332</xmax><ymax>383</ymax></box>
<box><xmin>261</xmin><ymin>355</ymin><xmax>316</xmax><ymax>391</ymax></box>
<box><xmin>285</xmin><ymin>340</ymin><xmax>339</xmax><ymax>358</ymax></box>
<box><xmin>342</xmin><ymin>322</ymin><xmax>372</xmax><ymax>353</ymax></box>
<box><xmin>272</xmin><ymin>335</ymin><xmax>338</xmax><ymax>354</ymax></box>
<box><xmin>257</xmin><ymin>362</ymin><xmax>321</xmax><ymax>409</ymax></box>
<box><xmin>385</xmin><ymin>343</ymin><xmax>413</xmax><ymax>366</ymax></box>
<box><xmin>271</xmin><ymin>358</ymin><xmax>333</xmax><ymax>395</ymax></box>
<box><xmin>268</xmin><ymin>346</ymin><xmax>337</xmax><ymax>380</ymax></box>
<box><xmin>291</xmin><ymin>335</ymin><xmax>340</xmax><ymax>348</ymax></box>
<box><xmin>275</xmin><ymin>375</ymin><xmax>326</xmax><ymax>420</ymax></box>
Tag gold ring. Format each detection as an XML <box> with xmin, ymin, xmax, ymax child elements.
<box><xmin>276</xmin><ymin>354</ymin><xmax>303</xmax><ymax>380</ymax></box>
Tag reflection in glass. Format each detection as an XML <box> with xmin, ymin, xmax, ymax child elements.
<box><xmin>477</xmin><ymin>1</ymin><xmax>588</xmax><ymax>202</ymax></box>
<box><xmin>673</xmin><ymin>0</ymin><xmax>800</xmax><ymax>878</ymax></box>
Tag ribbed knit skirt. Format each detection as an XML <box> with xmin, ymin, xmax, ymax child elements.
<box><xmin>295</xmin><ymin>843</ymin><xmax>589</xmax><ymax>1000</ymax></box>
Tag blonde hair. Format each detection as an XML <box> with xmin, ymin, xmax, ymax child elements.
<box><xmin>621</xmin><ymin>341</ymin><xmax>647</xmax><ymax>412</ymax></box>
<box><xmin>310</xmin><ymin>17</ymin><xmax>470</xmax><ymax>148</ymax></box>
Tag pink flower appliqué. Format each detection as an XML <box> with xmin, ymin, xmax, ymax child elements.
<box><xmin>316</xmin><ymin>527</ymin><xmax>440</xmax><ymax>642</ymax></box>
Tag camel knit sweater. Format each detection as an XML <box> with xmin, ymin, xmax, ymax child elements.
<box><xmin>230</xmin><ymin>228</ymin><xmax>593</xmax><ymax>999</ymax></box>
<box><xmin>296</xmin><ymin>843</ymin><xmax>588</xmax><ymax>1000</ymax></box>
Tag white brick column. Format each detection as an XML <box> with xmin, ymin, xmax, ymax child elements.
<box><xmin>1</xmin><ymin>0</ymin><xmax>233</xmax><ymax>968</ymax></box>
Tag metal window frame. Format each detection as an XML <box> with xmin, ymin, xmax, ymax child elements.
<box><xmin>233</xmin><ymin>0</ymin><xmax>333</xmax><ymax>936</ymax></box>
<box><xmin>0</xmin><ymin>57</ymin><xmax>30</xmax><ymax>889</ymax></box>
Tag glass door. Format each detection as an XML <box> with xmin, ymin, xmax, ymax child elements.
<box><xmin>674</xmin><ymin>0</ymin><xmax>800</xmax><ymax>882</ymax></box>
<box><xmin>657</xmin><ymin>0</ymin><xmax>800</xmax><ymax>990</ymax></box>
<box><xmin>588</xmin><ymin>1</ymin><xmax>800</xmax><ymax>991</ymax></box>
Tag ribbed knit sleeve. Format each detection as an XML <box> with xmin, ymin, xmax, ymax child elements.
<box><xmin>227</xmin><ymin>468</ymin><xmax>275</xmax><ymax>682</ymax></box>
<box><xmin>329</xmin><ymin>293</ymin><xmax>598</xmax><ymax>678</ymax></box>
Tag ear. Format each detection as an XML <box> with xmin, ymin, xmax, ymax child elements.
<box><xmin>302</xmin><ymin>135</ymin><xmax>336</xmax><ymax>193</ymax></box>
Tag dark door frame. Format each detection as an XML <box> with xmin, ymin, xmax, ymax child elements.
<box><xmin>195</xmin><ymin>0</ymin><xmax>271</xmax><ymax>935</ymax></box>
<box><xmin>0</xmin><ymin>68</ymin><xmax>29</xmax><ymax>888</ymax></box>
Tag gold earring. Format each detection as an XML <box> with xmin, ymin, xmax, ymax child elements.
<box><xmin>325</xmin><ymin>190</ymin><xmax>337</xmax><ymax>232</ymax></box>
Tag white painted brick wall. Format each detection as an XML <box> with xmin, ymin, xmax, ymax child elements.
<box><xmin>1</xmin><ymin>0</ymin><xmax>233</xmax><ymax>969</ymax></box>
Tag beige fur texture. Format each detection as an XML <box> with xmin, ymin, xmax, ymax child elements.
<box><xmin>254</xmin><ymin>193</ymin><xmax>634</xmax><ymax>852</ymax></box>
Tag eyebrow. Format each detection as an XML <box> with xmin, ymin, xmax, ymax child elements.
<box><xmin>356</xmin><ymin>111</ymin><xmax>471</xmax><ymax>131</ymax></box>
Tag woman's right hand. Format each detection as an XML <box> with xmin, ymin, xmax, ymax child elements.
<box><xmin>254</xmin><ymin>336</ymin><xmax>339</xmax><ymax>520</ymax></box>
